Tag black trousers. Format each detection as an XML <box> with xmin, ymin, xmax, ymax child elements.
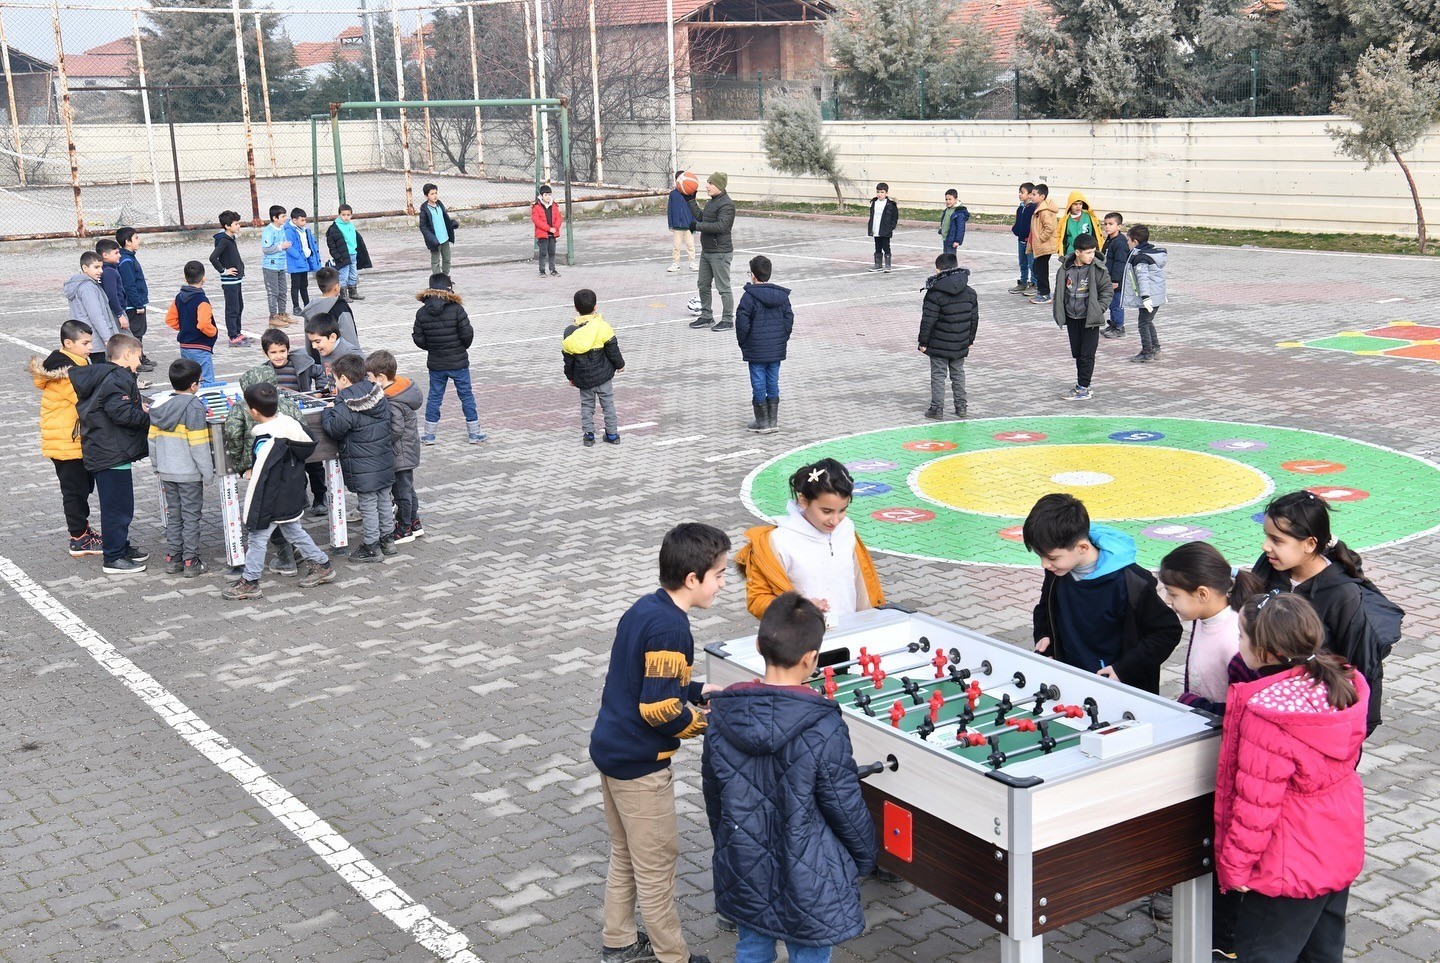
<box><xmin>873</xmin><ymin>236</ymin><xmax>891</xmax><ymax>258</ymax></box>
<box><xmin>1232</xmin><ymin>887</ymin><xmax>1349</xmax><ymax>963</ymax></box>
<box><xmin>306</xmin><ymin>462</ymin><xmax>326</xmax><ymax>506</ymax></box>
<box><xmin>1065</xmin><ymin>315</ymin><xmax>1100</xmax><ymax>388</ymax></box>
<box><xmin>290</xmin><ymin>273</ymin><xmax>310</xmax><ymax>312</ymax></box>
<box><xmin>1033</xmin><ymin>254</ymin><xmax>1053</xmax><ymax>296</ymax></box>
<box><xmin>220</xmin><ymin>282</ymin><xmax>243</xmax><ymax>339</ymax></box>
<box><xmin>126</xmin><ymin>307</ymin><xmax>147</xmax><ymax>344</ymax></box>
<box><xmin>53</xmin><ymin>457</ymin><xmax>94</xmax><ymax>537</ymax></box>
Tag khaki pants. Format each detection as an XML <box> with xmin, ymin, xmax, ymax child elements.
<box><xmin>671</xmin><ymin>228</ymin><xmax>695</xmax><ymax>265</ymax></box>
<box><xmin>601</xmin><ymin>768</ymin><xmax>688</xmax><ymax>962</ymax></box>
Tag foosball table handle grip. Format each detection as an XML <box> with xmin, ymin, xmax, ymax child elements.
<box><xmin>856</xmin><ymin>754</ymin><xmax>900</xmax><ymax>780</ymax></box>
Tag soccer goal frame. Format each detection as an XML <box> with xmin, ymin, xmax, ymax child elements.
<box><xmin>314</xmin><ymin>97</ymin><xmax>575</xmax><ymax>264</ymax></box>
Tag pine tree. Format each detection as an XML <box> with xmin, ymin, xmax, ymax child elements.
<box><xmin>762</xmin><ymin>100</ymin><xmax>846</xmax><ymax>211</ymax></box>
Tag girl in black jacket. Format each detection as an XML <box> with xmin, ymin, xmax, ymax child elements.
<box><xmin>1251</xmin><ymin>491</ymin><xmax>1387</xmax><ymax>734</ymax></box>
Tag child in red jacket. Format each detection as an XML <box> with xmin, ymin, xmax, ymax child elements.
<box><xmin>532</xmin><ymin>185</ymin><xmax>563</xmax><ymax>278</ymax></box>
<box><xmin>1215</xmin><ymin>592</ymin><xmax>1368</xmax><ymax>963</ymax></box>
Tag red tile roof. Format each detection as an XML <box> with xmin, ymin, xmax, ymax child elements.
<box><xmin>955</xmin><ymin>0</ymin><xmax>1051</xmax><ymax>62</ymax></box>
<box><xmin>596</xmin><ymin>0</ymin><xmax>714</xmax><ymax>27</ymax></box>
<box><xmin>64</xmin><ymin>53</ymin><xmax>132</xmax><ymax>79</ymax></box>
<box><xmin>82</xmin><ymin>38</ymin><xmax>132</xmax><ymax>57</ymax></box>
<box><xmin>295</xmin><ymin>40</ymin><xmax>366</xmax><ymax>70</ymax></box>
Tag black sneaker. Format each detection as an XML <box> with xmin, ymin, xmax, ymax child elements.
<box><xmin>603</xmin><ymin>433</ymin><xmax>620</xmax><ymax>445</ymax></box>
<box><xmin>1129</xmin><ymin>351</ymin><xmax>1152</xmax><ymax>363</ymax></box>
<box><xmin>687</xmin><ymin>318</ymin><xmax>711</xmax><ymax>329</ymax></box>
<box><xmin>410</xmin><ymin>519</ymin><xmax>425</xmax><ymax>537</ymax></box>
<box><xmin>872</xmin><ymin>867</ymin><xmax>904</xmax><ymax>883</ymax></box>
<box><xmin>222</xmin><ymin>578</ymin><xmax>262</xmax><ymax>600</ymax></box>
<box><xmin>1101</xmin><ymin>325</ymin><xmax>1124</xmax><ymax>340</ymax></box>
<box><xmin>923</xmin><ymin>406</ymin><xmax>943</xmax><ymax>420</ymax></box>
<box><xmin>549</xmin><ymin>268</ymin><xmax>560</xmax><ymax>277</ymax></box>
<box><xmin>102</xmin><ymin>557</ymin><xmax>146</xmax><ymax>576</ymax></box>
<box><xmin>393</xmin><ymin>524</ymin><xmax>417</xmax><ymax>545</ymax></box>
<box><xmin>583</xmin><ymin>432</ymin><xmax>595</xmax><ymax>447</ymax></box>
<box><xmin>165</xmin><ymin>555</ymin><xmax>184</xmax><ymax>575</ymax></box>
<box><xmin>268</xmin><ymin>554</ymin><xmax>299</xmax><ymax>576</ymax></box>
<box><xmin>138</xmin><ymin>355</ymin><xmax>157</xmax><ymax>372</ymax></box>
<box><xmin>379</xmin><ymin>536</ymin><xmax>398</xmax><ymax>557</ymax></box>
<box><xmin>600</xmin><ymin>932</ymin><xmax>656</xmax><ymax>963</ymax></box>
<box><xmin>710</xmin><ymin>320</ymin><xmax>733</xmax><ymax>332</ymax></box>
<box><xmin>183</xmin><ymin>557</ymin><xmax>207</xmax><ymax>578</ymax></box>
<box><xmin>68</xmin><ymin>529</ymin><xmax>103</xmax><ymax>557</ymax></box>
<box><xmin>352</xmin><ymin>542</ymin><xmax>383</xmax><ymax>563</ymax></box>
<box><xmin>954</xmin><ymin>406</ymin><xmax>968</xmax><ymax>419</ymax></box>
<box><xmin>309</xmin><ymin>501</ymin><xmax>329</xmax><ymax>518</ymax></box>
<box><xmin>124</xmin><ymin>544</ymin><xmax>150</xmax><ymax>563</ymax></box>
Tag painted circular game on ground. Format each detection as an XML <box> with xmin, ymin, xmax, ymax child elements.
<box><xmin>741</xmin><ymin>417</ymin><xmax>1440</xmax><ymax>568</ymax></box>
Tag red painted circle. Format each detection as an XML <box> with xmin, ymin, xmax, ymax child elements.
<box><xmin>902</xmin><ymin>440</ymin><xmax>958</xmax><ymax>452</ymax></box>
<box><xmin>870</xmin><ymin>508</ymin><xmax>938</xmax><ymax>524</ymax></box>
<box><xmin>993</xmin><ymin>431</ymin><xmax>1048</xmax><ymax>443</ymax></box>
<box><xmin>1307</xmin><ymin>486</ymin><xmax>1370</xmax><ymax>503</ymax></box>
<box><xmin>1282</xmin><ymin>459</ymin><xmax>1347</xmax><ymax>475</ymax></box>
<box><xmin>998</xmin><ymin>525</ymin><xmax>1025</xmax><ymax>542</ymax></box>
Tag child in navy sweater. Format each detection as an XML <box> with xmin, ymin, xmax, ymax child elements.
<box><xmin>666</xmin><ymin>171</ymin><xmax>698</xmax><ymax>272</ymax></box>
<box><xmin>1101</xmin><ymin>212</ymin><xmax>1128</xmax><ymax>339</ymax></box>
<box><xmin>588</xmin><ymin>522</ymin><xmax>730</xmax><ymax>963</ymax></box>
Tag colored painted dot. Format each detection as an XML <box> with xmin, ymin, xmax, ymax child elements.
<box><xmin>1210</xmin><ymin>439</ymin><xmax>1270</xmax><ymax>452</ymax></box>
<box><xmin>903</xmin><ymin>440</ymin><xmax>958</xmax><ymax>453</ymax></box>
<box><xmin>1109</xmin><ymin>430</ymin><xmax>1166</xmax><ymax>442</ymax></box>
<box><xmin>871</xmin><ymin>507</ymin><xmax>937</xmax><ymax>524</ymax></box>
<box><xmin>847</xmin><ymin>459</ymin><xmax>899</xmax><ymax>473</ymax></box>
<box><xmin>1308</xmin><ymin>486</ymin><xmax>1370</xmax><ymax>503</ymax></box>
<box><xmin>1252</xmin><ymin>511</ymin><xmax>1267</xmax><ymax>524</ymax></box>
<box><xmin>853</xmin><ymin>481</ymin><xmax>893</xmax><ymax>497</ymax></box>
<box><xmin>1283</xmin><ymin>459</ymin><xmax>1346</xmax><ymax>475</ymax></box>
<box><xmin>998</xmin><ymin>525</ymin><xmax>1025</xmax><ymax>542</ymax></box>
<box><xmin>994</xmin><ymin>431</ymin><xmax>1048</xmax><ymax>443</ymax></box>
<box><xmin>1142</xmin><ymin>524</ymin><xmax>1214</xmax><ymax>542</ymax></box>
<box><xmin>1050</xmin><ymin>471</ymin><xmax>1114</xmax><ymax>487</ymax></box>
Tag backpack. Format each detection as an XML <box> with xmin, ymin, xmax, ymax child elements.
<box><xmin>1352</xmin><ymin>576</ymin><xmax>1404</xmax><ymax>660</ymax></box>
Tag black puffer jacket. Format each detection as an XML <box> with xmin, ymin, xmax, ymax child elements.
<box><xmin>412</xmin><ymin>288</ymin><xmax>474</xmax><ymax>371</ymax></box>
<box><xmin>321</xmin><ymin>380</ymin><xmax>395</xmax><ymax>494</ymax></box>
<box><xmin>687</xmin><ymin>191</ymin><xmax>735</xmax><ymax>254</ymax></box>
<box><xmin>702</xmin><ymin>683</ymin><xmax>877</xmax><ymax>945</ymax></box>
<box><xmin>70</xmin><ymin>361</ymin><xmax>150</xmax><ymax>472</ymax></box>
<box><xmin>735</xmin><ymin>283</ymin><xmax>794</xmax><ymax>364</ymax></box>
<box><xmin>918</xmin><ymin>267</ymin><xmax>979</xmax><ymax>360</ymax></box>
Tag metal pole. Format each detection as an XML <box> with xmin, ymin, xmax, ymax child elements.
<box><xmin>466</xmin><ymin>4</ymin><xmax>485</xmax><ymax>176</ymax></box>
<box><xmin>757</xmin><ymin>71</ymin><xmax>763</xmax><ymax>120</ymax></box>
<box><xmin>587</xmin><ymin>0</ymin><xmax>602</xmax><ymax>184</ymax></box>
<box><xmin>666</xmin><ymin>0</ymin><xmax>677</xmax><ymax>178</ymax></box>
<box><xmin>50</xmin><ymin>0</ymin><xmax>84</xmax><ymax>237</ymax></box>
<box><xmin>254</xmin><ymin>13</ymin><xmax>278</xmax><ymax>177</ymax></box>
<box><xmin>389</xmin><ymin>0</ymin><xmax>413</xmax><ymax>213</ymax></box>
<box><xmin>522</xmin><ymin>1</ymin><xmax>538</xmax><ymax>146</ymax></box>
<box><xmin>1013</xmin><ymin>67</ymin><xmax>1020</xmax><ymax>121</ymax></box>
<box><xmin>311</xmin><ymin>113</ymin><xmax>318</xmax><ymax>218</ymax></box>
<box><xmin>331</xmin><ymin>107</ymin><xmax>346</xmax><ymax>206</ymax></box>
<box><xmin>534</xmin><ymin>0</ymin><xmax>550</xmax><ymax>180</ymax></box>
<box><xmin>231</xmin><ymin>0</ymin><xmax>259</xmax><ymax>222</ymax></box>
<box><xmin>162</xmin><ymin>88</ymin><xmax>184</xmax><ymax>227</ymax></box>
<box><xmin>361</xmin><ymin>0</ymin><xmax>384</xmax><ymax>158</ymax></box>
<box><xmin>414</xmin><ymin>9</ymin><xmax>434</xmax><ymax>171</ymax></box>
<box><xmin>0</xmin><ymin>12</ymin><xmax>26</xmax><ymax>185</ymax></box>
<box><xmin>918</xmin><ymin>66</ymin><xmax>926</xmax><ymax>120</ymax></box>
<box><xmin>131</xmin><ymin>12</ymin><xmax>165</xmax><ymax>223</ymax></box>
<box><xmin>533</xmin><ymin>100</ymin><xmax>542</xmax><ymax>192</ymax></box>
<box><xmin>559</xmin><ymin>102</ymin><xmax>573</xmax><ymax>264</ymax></box>
<box><xmin>1250</xmin><ymin>48</ymin><xmax>1258</xmax><ymax>117</ymax></box>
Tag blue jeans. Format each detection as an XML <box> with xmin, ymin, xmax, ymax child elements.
<box><xmin>1109</xmin><ymin>291</ymin><xmax>1125</xmax><ymax>330</ymax></box>
<box><xmin>426</xmin><ymin>367</ymin><xmax>477</xmax><ymax>423</ymax></box>
<box><xmin>747</xmin><ymin>361</ymin><xmax>780</xmax><ymax>404</ymax></box>
<box><xmin>736</xmin><ymin>925</ymin><xmax>832</xmax><ymax>963</ymax></box>
<box><xmin>180</xmin><ymin>347</ymin><xmax>216</xmax><ymax>386</ymax></box>
<box><xmin>337</xmin><ymin>261</ymin><xmax>357</xmax><ymax>288</ymax></box>
<box><xmin>93</xmin><ymin>467</ymin><xmax>134</xmax><ymax>564</ymax></box>
<box><xmin>1017</xmin><ymin>238</ymin><xmax>1034</xmax><ymax>284</ymax></box>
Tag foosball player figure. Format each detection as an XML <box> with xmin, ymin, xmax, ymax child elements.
<box><xmin>587</xmin><ymin>523</ymin><xmax>731</xmax><ymax>963</ymax></box>
<box><xmin>703</xmin><ymin>592</ymin><xmax>878</xmax><ymax>963</ymax></box>
<box><xmin>1023</xmin><ymin>493</ymin><xmax>1182</xmax><ymax>694</ymax></box>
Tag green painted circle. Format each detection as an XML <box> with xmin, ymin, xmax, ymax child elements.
<box><xmin>740</xmin><ymin>416</ymin><xmax>1440</xmax><ymax>568</ymax></box>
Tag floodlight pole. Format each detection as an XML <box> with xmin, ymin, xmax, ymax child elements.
<box><xmin>666</xmin><ymin>0</ymin><xmax>677</xmax><ymax>178</ymax></box>
<box><xmin>534</xmin><ymin>0</ymin><xmax>550</xmax><ymax>181</ymax></box>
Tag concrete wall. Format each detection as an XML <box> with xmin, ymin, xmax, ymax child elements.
<box><xmin>674</xmin><ymin>116</ymin><xmax>1440</xmax><ymax>235</ymax></box>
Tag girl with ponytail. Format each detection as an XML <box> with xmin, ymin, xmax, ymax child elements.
<box><xmin>1157</xmin><ymin>542</ymin><xmax>1265</xmax><ymax>714</ymax></box>
<box><xmin>1215</xmin><ymin>592</ymin><xmax>1367</xmax><ymax>963</ymax></box>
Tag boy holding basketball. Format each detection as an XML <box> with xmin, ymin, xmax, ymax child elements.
<box><xmin>667</xmin><ymin>172</ymin><xmax>698</xmax><ymax>273</ymax></box>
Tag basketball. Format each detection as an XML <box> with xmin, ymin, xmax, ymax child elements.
<box><xmin>677</xmin><ymin>171</ymin><xmax>700</xmax><ymax>195</ymax></box>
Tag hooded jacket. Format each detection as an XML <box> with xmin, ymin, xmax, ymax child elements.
<box><xmin>1121</xmin><ymin>242</ymin><xmax>1169</xmax><ymax>308</ymax></box>
<box><xmin>1251</xmin><ymin>555</ymin><xmax>1385</xmax><ymax>734</ymax></box>
<box><xmin>243</xmin><ymin>413</ymin><xmax>316</xmax><ymax>530</ymax></box>
<box><xmin>688</xmin><ymin>191</ymin><xmax>735</xmax><ymax>254</ymax></box>
<box><xmin>867</xmin><ymin>196</ymin><xmax>899</xmax><ymax>238</ymax></box>
<box><xmin>383</xmin><ymin>376</ymin><xmax>423</xmax><ymax>472</ymax></box>
<box><xmin>418</xmin><ymin>200</ymin><xmax>458</xmax><ymax>251</ymax></box>
<box><xmin>1031</xmin><ymin>525</ymin><xmax>1182</xmax><ymax>694</ymax></box>
<box><xmin>1011</xmin><ymin>200</ymin><xmax>1036</xmax><ymax>241</ymax></box>
<box><xmin>702</xmin><ymin>683</ymin><xmax>877</xmax><ymax>945</ymax></box>
<box><xmin>100</xmin><ymin>261</ymin><xmax>127</xmax><ymax>319</ymax></box>
<box><xmin>283</xmin><ymin>223</ymin><xmax>322</xmax><ymax>273</ymax></box>
<box><xmin>1058</xmin><ymin>190</ymin><xmax>1104</xmax><ymax>257</ymax></box>
<box><xmin>941</xmin><ymin>203</ymin><xmax>969</xmax><ymax>248</ymax></box>
<box><xmin>30</xmin><ymin>350</ymin><xmax>88</xmax><ymax>461</ymax></box>
<box><xmin>223</xmin><ymin>362</ymin><xmax>307</xmax><ymax>474</ymax></box>
<box><xmin>325</xmin><ymin>220</ymin><xmax>373</xmax><ymax>270</ymax></box>
<box><xmin>1103</xmin><ymin>233</ymin><xmax>1129</xmax><ymax>285</ymax></box>
<box><xmin>64</xmin><ymin>273</ymin><xmax>118</xmax><ymax>344</ymax></box>
<box><xmin>117</xmin><ymin>248</ymin><xmax>148</xmax><ymax>309</ymax></box>
<box><xmin>1214</xmin><ymin>667</ymin><xmax>1368</xmax><ymax>898</ymax></box>
<box><xmin>562</xmin><ymin>312</ymin><xmax>625</xmax><ymax>390</ymax></box>
<box><xmin>734</xmin><ymin>283</ymin><xmax>794</xmax><ymax>364</ymax></box>
<box><xmin>735</xmin><ymin>508</ymin><xmax>886</xmax><ymax>621</ymax></box>
<box><xmin>1052</xmin><ymin>252</ymin><xmax>1113</xmax><ymax>329</ymax></box>
<box><xmin>209</xmin><ymin>230</ymin><xmax>244</xmax><ymax>280</ymax></box>
<box><xmin>147</xmin><ymin>392</ymin><xmax>214</xmax><ymax>484</ymax></box>
<box><xmin>531</xmin><ymin>197</ymin><xmax>563</xmax><ymax>239</ymax></box>
<box><xmin>165</xmin><ymin>284</ymin><xmax>217</xmax><ymax>352</ymax></box>
<box><xmin>69</xmin><ymin>361</ymin><xmax>150</xmax><ymax>473</ymax></box>
<box><xmin>1026</xmin><ymin>195</ymin><xmax>1060</xmax><ymax>256</ymax></box>
<box><xmin>322</xmin><ymin>380</ymin><xmax>395</xmax><ymax>494</ymax></box>
<box><xmin>302</xmin><ymin>295</ymin><xmax>359</xmax><ymax>351</ymax></box>
<box><xmin>412</xmin><ymin>287</ymin><xmax>473</xmax><ymax>371</ymax></box>
<box><xmin>919</xmin><ymin>267</ymin><xmax>979</xmax><ymax>360</ymax></box>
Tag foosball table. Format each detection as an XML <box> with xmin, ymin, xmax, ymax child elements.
<box><xmin>704</xmin><ymin>608</ymin><xmax>1221</xmax><ymax>963</ymax></box>
<box><xmin>148</xmin><ymin>384</ymin><xmax>349</xmax><ymax>566</ymax></box>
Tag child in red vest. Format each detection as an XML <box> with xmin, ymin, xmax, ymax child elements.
<box><xmin>1215</xmin><ymin>591</ymin><xmax>1367</xmax><ymax>963</ymax></box>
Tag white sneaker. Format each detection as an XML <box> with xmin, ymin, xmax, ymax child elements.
<box><xmin>666</xmin><ymin>263</ymin><xmax>680</xmax><ymax>273</ymax></box>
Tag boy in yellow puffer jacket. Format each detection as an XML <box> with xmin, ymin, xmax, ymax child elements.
<box><xmin>29</xmin><ymin>319</ymin><xmax>102</xmax><ymax>556</ymax></box>
<box><xmin>562</xmin><ymin>288</ymin><xmax>625</xmax><ymax>447</ymax></box>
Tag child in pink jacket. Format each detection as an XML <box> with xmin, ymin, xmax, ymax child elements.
<box><xmin>1215</xmin><ymin>591</ymin><xmax>1368</xmax><ymax>963</ymax></box>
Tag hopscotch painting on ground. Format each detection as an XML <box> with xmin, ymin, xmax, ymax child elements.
<box><xmin>742</xmin><ymin>417</ymin><xmax>1440</xmax><ymax>569</ymax></box>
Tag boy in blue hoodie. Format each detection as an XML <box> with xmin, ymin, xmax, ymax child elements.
<box><xmin>703</xmin><ymin>591</ymin><xmax>877</xmax><ymax>963</ymax></box>
<box><xmin>284</xmin><ymin>207</ymin><xmax>322</xmax><ymax>315</ymax></box>
<box><xmin>260</xmin><ymin>204</ymin><xmax>294</xmax><ymax>327</ymax></box>
<box><xmin>1009</xmin><ymin>182</ymin><xmax>1037</xmax><ymax>295</ymax></box>
<box><xmin>734</xmin><ymin>255</ymin><xmax>793</xmax><ymax>434</ymax></box>
<box><xmin>1023</xmin><ymin>493</ymin><xmax>1181</xmax><ymax>694</ymax></box>
<box><xmin>116</xmin><ymin>229</ymin><xmax>154</xmax><ymax>371</ymax></box>
<box><xmin>666</xmin><ymin>171</ymin><xmax>697</xmax><ymax>273</ymax></box>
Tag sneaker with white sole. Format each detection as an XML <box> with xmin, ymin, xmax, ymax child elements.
<box><xmin>103</xmin><ymin>557</ymin><xmax>147</xmax><ymax>575</ymax></box>
<box><xmin>68</xmin><ymin>529</ymin><xmax>103</xmax><ymax>557</ymax></box>
<box><xmin>1059</xmin><ymin>385</ymin><xmax>1094</xmax><ymax>401</ymax></box>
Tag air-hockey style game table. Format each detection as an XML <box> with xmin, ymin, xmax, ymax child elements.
<box><xmin>705</xmin><ymin>608</ymin><xmax>1222</xmax><ymax>963</ymax></box>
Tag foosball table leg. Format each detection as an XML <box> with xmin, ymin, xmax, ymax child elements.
<box><xmin>999</xmin><ymin>935</ymin><xmax>1043</xmax><ymax>963</ymax></box>
<box><xmin>1171</xmin><ymin>873</ymin><xmax>1212</xmax><ymax>963</ymax></box>
<box><xmin>325</xmin><ymin>459</ymin><xmax>348</xmax><ymax>551</ymax></box>
<box><xmin>220</xmin><ymin>473</ymin><xmax>245</xmax><ymax>567</ymax></box>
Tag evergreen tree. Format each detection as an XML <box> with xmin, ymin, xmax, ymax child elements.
<box><xmin>762</xmin><ymin>99</ymin><xmax>846</xmax><ymax>210</ymax></box>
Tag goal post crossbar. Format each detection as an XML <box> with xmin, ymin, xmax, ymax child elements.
<box><xmin>315</xmin><ymin>96</ymin><xmax>575</xmax><ymax>264</ymax></box>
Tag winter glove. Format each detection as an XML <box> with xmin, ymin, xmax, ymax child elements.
<box><xmin>1141</xmin><ymin>297</ymin><xmax>1155</xmax><ymax>311</ymax></box>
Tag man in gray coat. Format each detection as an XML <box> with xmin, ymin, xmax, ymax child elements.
<box><xmin>686</xmin><ymin>172</ymin><xmax>737</xmax><ymax>332</ymax></box>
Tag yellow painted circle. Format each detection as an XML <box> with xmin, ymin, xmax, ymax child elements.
<box><xmin>913</xmin><ymin>444</ymin><xmax>1272</xmax><ymax>520</ymax></box>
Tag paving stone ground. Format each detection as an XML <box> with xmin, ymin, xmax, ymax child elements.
<box><xmin>0</xmin><ymin>210</ymin><xmax>1436</xmax><ymax>963</ymax></box>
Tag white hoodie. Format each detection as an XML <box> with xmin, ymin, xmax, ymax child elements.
<box><xmin>770</xmin><ymin>501</ymin><xmax>868</xmax><ymax>617</ymax></box>
<box><xmin>242</xmin><ymin>413</ymin><xmax>312</xmax><ymax>526</ymax></box>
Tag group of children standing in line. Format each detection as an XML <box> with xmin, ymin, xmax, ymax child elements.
<box><xmin>591</xmin><ymin>459</ymin><xmax>1396</xmax><ymax>963</ymax></box>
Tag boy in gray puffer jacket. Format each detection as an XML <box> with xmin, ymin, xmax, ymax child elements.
<box><xmin>147</xmin><ymin>358</ymin><xmax>214</xmax><ymax>577</ymax></box>
<box><xmin>1119</xmin><ymin>224</ymin><xmax>1169</xmax><ymax>363</ymax></box>
<box><xmin>365</xmin><ymin>349</ymin><xmax>424</xmax><ymax>543</ymax></box>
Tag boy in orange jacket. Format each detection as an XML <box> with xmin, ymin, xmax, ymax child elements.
<box><xmin>30</xmin><ymin>319</ymin><xmax>101</xmax><ymax>557</ymax></box>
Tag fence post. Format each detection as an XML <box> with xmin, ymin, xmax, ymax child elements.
<box><xmin>466</xmin><ymin>4</ymin><xmax>485</xmax><ymax>176</ymax></box>
<box><xmin>559</xmin><ymin>101</ymin><xmax>573</xmax><ymax>264</ymax></box>
<box><xmin>414</xmin><ymin>9</ymin><xmax>434</xmax><ymax>171</ymax></box>
<box><xmin>534</xmin><ymin>0</ymin><xmax>551</xmax><ymax>181</ymax></box>
<box><xmin>757</xmin><ymin>71</ymin><xmax>764</xmax><ymax>120</ymax></box>
<box><xmin>918</xmin><ymin>66</ymin><xmax>927</xmax><ymax>120</ymax></box>
<box><xmin>1249</xmin><ymin>48</ymin><xmax>1258</xmax><ymax>117</ymax></box>
<box><xmin>665</xmin><ymin>0</ymin><xmax>677</xmax><ymax>179</ymax></box>
<box><xmin>253</xmin><ymin>14</ymin><xmax>278</xmax><ymax>177</ymax></box>
<box><xmin>50</xmin><ymin>0</ymin><xmax>85</xmax><ymax>237</ymax></box>
<box><xmin>331</xmin><ymin>108</ymin><xmax>346</xmax><ymax>206</ymax></box>
<box><xmin>1013</xmin><ymin>68</ymin><xmax>1021</xmax><ymax>121</ymax></box>
<box><xmin>130</xmin><ymin>12</ymin><xmax>165</xmax><ymax>223</ymax></box>
<box><xmin>523</xmin><ymin>2</ymin><xmax>539</xmax><ymax>161</ymax></box>
<box><xmin>0</xmin><ymin>12</ymin><xmax>25</xmax><ymax>186</ymax></box>
<box><xmin>230</xmin><ymin>0</ymin><xmax>260</xmax><ymax>223</ymax></box>
<box><xmin>363</xmin><ymin>4</ymin><xmax>385</xmax><ymax>163</ymax></box>
<box><xmin>587</xmin><ymin>0</ymin><xmax>603</xmax><ymax>184</ymax></box>
<box><xmin>161</xmin><ymin>89</ymin><xmax>184</xmax><ymax>227</ymax></box>
<box><xmin>388</xmin><ymin>0</ymin><xmax>413</xmax><ymax>213</ymax></box>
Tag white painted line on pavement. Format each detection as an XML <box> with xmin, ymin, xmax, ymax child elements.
<box><xmin>654</xmin><ymin>434</ymin><xmax>705</xmax><ymax>447</ymax></box>
<box><xmin>704</xmin><ymin>449</ymin><xmax>763</xmax><ymax>462</ymax></box>
<box><xmin>617</xmin><ymin>421</ymin><xmax>658</xmax><ymax>431</ymax></box>
<box><xmin>0</xmin><ymin>331</ymin><xmax>48</xmax><ymax>352</ymax></box>
<box><xmin>1375</xmin><ymin>297</ymin><xmax>1406</xmax><ymax>303</ymax></box>
<box><xmin>0</xmin><ymin>556</ymin><xmax>484</xmax><ymax>963</ymax></box>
